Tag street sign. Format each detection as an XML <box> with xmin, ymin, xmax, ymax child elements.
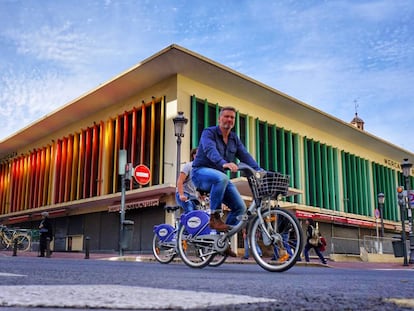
<box><xmin>134</xmin><ymin>164</ymin><xmax>151</xmax><ymax>185</ymax></box>
<box><xmin>374</xmin><ymin>208</ymin><xmax>380</xmax><ymax>219</ymax></box>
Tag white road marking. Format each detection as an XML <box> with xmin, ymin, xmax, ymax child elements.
<box><xmin>0</xmin><ymin>285</ymin><xmax>276</xmax><ymax>309</ymax></box>
<box><xmin>0</xmin><ymin>272</ymin><xmax>26</xmax><ymax>277</ymax></box>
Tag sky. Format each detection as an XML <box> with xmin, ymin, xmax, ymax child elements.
<box><xmin>1</xmin><ymin>0</ymin><xmax>414</xmax><ymax>152</ymax></box>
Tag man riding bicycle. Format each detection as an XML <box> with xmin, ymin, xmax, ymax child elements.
<box><xmin>191</xmin><ymin>106</ymin><xmax>261</xmax><ymax>256</ymax></box>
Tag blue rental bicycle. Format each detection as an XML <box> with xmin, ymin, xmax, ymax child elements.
<box><xmin>176</xmin><ymin>163</ymin><xmax>303</xmax><ymax>272</ymax></box>
<box><xmin>152</xmin><ymin>195</ymin><xmax>227</xmax><ymax>266</ymax></box>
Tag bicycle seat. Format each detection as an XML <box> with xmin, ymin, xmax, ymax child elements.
<box><xmin>164</xmin><ymin>205</ymin><xmax>180</xmax><ymax>213</ymax></box>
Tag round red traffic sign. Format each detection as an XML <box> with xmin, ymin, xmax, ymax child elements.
<box><xmin>134</xmin><ymin>164</ymin><xmax>151</xmax><ymax>185</ymax></box>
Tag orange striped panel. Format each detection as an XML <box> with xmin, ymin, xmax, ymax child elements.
<box><xmin>83</xmin><ymin>128</ymin><xmax>92</xmax><ymax>198</ymax></box>
<box><xmin>65</xmin><ymin>135</ymin><xmax>74</xmax><ymax>202</ymax></box>
<box><xmin>77</xmin><ymin>131</ymin><xmax>85</xmax><ymax>200</ymax></box>
<box><xmin>71</xmin><ymin>134</ymin><xmax>79</xmax><ymax>200</ymax></box>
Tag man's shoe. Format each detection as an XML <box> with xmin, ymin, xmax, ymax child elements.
<box><xmin>225</xmin><ymin>247</ymin><xmax>237</xmax><ymax>257</ymax></box>
<box><xmin>209</xmin><ymin>212</ymin><xmax>229</xmax><ymax>232</ymax></box>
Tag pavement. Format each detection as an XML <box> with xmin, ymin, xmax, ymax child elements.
<box><xmin>2</xmin><ymin>250</ymin><xmax>414</xmax><ymax>270</ymax></box>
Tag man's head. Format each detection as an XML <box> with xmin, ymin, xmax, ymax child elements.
<box><xmin>218</xmin><ymin>106</ymin><xmax>236</xmax><ymax>131</ymax></box>
<box><xmin>41</xmin><ymin>212</ymin><xmax>49</xmax><ymax>218</ymax></box>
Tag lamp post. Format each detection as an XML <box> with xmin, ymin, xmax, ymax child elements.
<box><xmin>377</xmin><ymin>193</ymin><xmax>385</xmax><ymax>238</ymax></box>
<box><xmin>173</xmin><ymin>112</ymin><xmax>188</xmax><ymax>181</ymax></box>
<box><xmin>377</xmin><ymin>193</ymin><xmax>385</xmax><ymax>254</ymax></box>
<box><xmin>401</xmin><ymin>158</ymin><xmax>414</xmax><ymax>264</ymax></box>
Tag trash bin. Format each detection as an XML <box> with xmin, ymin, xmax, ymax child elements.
<box><xmin>120</xmin><ymin>220</ymin><xmax>134</xmax><ymax>250</ymax></box>
<box><xmin>392</xmin><ymin>239</ymin><xmax>404</xmax><ymax>257</ymax></box>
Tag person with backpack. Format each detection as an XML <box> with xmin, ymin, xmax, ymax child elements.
<box><xmin>38</xmin><ymin>211</ymin><xmax>53</xmax><ymax>257</ymax></box>
<box><xmin>303</xmin><ymin>218</ymin><xmax>327</xmax><ymax>264</ymax></box>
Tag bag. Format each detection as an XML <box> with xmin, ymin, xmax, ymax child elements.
<box><xmin>319</xmin><ymin>236</ymin><xmax>327</xmax><ymax>251</ymax></box>
<box><xmin>309</xmin><ymin>223</ymin><xmax>320</xmax><ymax>246</ymax></box>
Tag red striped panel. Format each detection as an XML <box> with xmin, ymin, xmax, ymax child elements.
<box><xmin>77</xmin><ymin>131</ymin><xmax>85</xmax><ymax>199</ymax></box>
<box><xmin>97</xmin><ymin>122</ymin><xmax>104</xmax><ymax>196</ymax></box>
<box><xmin>71</xmin><ymin>134</ymin><xmax>79</xmax><ymax>200</ymax></box>
<box><xmin>54</xmin><ymin>141</ymin><xmax>62</xmax><ymax>204</ymax></box>
<box><xmin>130</xmin><ymin>108</ymin><xmax>137</xmax><ymax>189</ymax></box>
<box><xmin>65</xmin><ymin>135</ymin><xmax>74</xmax><ymax>202</ymax></box>
<box><xmin>90</xmin><ymin>125</ymin><xmax>99</xmax><ymax>196</ymax></box>
<box><xmin>83</xmin><ymin>128</ymin><xmax>92</xmax><ymax>198</ymax></box>
<box><xmin>59</xmin><ymin>138</ymin><xmax>67</xmax><ymax>203</ymax></box>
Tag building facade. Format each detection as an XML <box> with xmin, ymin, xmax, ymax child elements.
<box><xmin>0</xmin><ymin>45</ymin><xmax>413</xmax><ymax>255</ymax></box>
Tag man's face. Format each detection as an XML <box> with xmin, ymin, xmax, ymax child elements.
<box><xmin>218</xmin><ymin>110</ymin><xmax>235</xmax><ymax>130</ymax></box>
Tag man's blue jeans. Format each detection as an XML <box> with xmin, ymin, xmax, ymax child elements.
<box><xmin>192</xmin><ymin>167</ymin><xmax>245</xmax><ymax>226</ymax></box>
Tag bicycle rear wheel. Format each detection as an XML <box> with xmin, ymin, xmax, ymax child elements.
<box><xmin>176</xmin><ymin>225</ymin><xmax>214</xmax><ymax>268</ymax></box>
<box><xmin>249</xmin><ymin>207</ymin><xmax>303</xmax><ymax>272</ymax></box>
<box><xmin>208</xmin><ymin>253</ymin><xmax>227</xmax><ymax>267</ymax></box>
<box><xmin>152</xmin><ymin>234</ymin><xmax>176</xmax><ymax>264</ymax></box>
<box><xmin>15</xmin><ymin>234</ymin><xmax>31</xmax><ymax>252</ymax></box>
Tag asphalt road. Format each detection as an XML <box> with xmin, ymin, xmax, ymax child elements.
<box><xmin>0</xmin><ymin>255</ymin><xmax>414</xmax><ymax>310</ymax></box>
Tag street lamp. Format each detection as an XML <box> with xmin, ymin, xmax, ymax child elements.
<box><xmin>377</xmin><ymin>193</ymin><xmax>385</xmax><ymax>238</ymax></box>
<box><xmin>173</xmin><ymin>112</ymin><xmax>188</xmax><ymax>181</ymax></box>
<box><xmin>401</xmin><ymin>158</ymin><xmax>414</xmax><ymax>264</ymax></box>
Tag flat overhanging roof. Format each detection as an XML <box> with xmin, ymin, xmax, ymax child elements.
<box><xmin>1</xmin><ymin>44</ymin><xmax>412</xmax><ymax>161</ymax></box>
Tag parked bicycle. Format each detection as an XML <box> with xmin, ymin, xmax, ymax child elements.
<box><xmin>177</xmin><ymin>163</ymin><xmax>303</xmax><ymax>272</ymax></box>
<box><xmin>152</xmin><ymin>194</ymin><xmax>227</xmax><ymax>266</ymax></box>
<box><xmin>0</xmin><ymin>225</ymin><xmax>31</xmax><ymax>252</ymax></box>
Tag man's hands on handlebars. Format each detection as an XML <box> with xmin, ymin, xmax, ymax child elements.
<box><xmin>222</xmin><ymin>162</ymin><xmax>238</xmax><ymax>172</ymax></box>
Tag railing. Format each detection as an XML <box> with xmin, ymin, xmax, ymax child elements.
<box><xmin>330</xmin><ymin>236</ymin><xmax>409</xmax><ymax>255</ymax></box>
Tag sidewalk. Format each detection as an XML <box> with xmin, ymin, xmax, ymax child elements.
<box><xmin>2</xmin><ymin>250</ymin><xmax>414</xmax><ymax>270</ymax></box>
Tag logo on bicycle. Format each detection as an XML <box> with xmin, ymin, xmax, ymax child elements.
<box><xmin>187</xmin><ymin>216</ymin><xmax>202</xmax><ymax>228</ymax></box>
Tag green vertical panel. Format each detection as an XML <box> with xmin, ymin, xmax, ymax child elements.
<box><xmin>286</xmin><ymin>131</ymin><xmax>293</xmax><ymax>180</ymax></box>
<box><xmin>303</xmin><ymin>138</ymin><xmax>310</xmax><ymax>206</ymax></box>
<box><xmin>391</xmin><ymin>170</ymin><xmax>398</xmax><ymax>221</ymax></box>
<box><xmin>327</xmin><ymin>146</ymin><xmax>334</xmax><ymax>211</ymax></box>
<box><xmin>342</xmin><ymin>152</ymin><xmax>349</xmax><ymax>213</ymax></box>
<box><xmin>255</xmin><ymin>119</ymin><xmax>260</xmax><ymax>166</ymax></box>
<box><xmin>315</xmin><ymin>142</ymin><xmax>322</xmax><ymax>208</ymax></box>
<box><xmin>235</xmin><ymin>110</ymin><xmax>240</xmax><ymax>136</ymax></box>
<box><xmin>364</xmin><ymin>159</ymin><xmax>371</xmax><ymax>216</ymax></box>
<box><xmin>191</xmin><ymin>95</ymin><xmax>198</xmax><ymax>148</ymax></box>
<box><xmin>279</xmin><ymin>128</ymin><xmax>286</xmax><ymax>174</ymax></box>
<box><xmin>359</xmin><ymin>158</ymin><xmax>366</xmax><ymax>215</ymax></box>
<box><xmin>264</xmin><ymin>122</ymin><xmax>269</xmax><ymax>169</ymax></box>
<box><xmin>245</xmin><ymin>116</ymin><xmax>250</xmax><ymax>153</ymax></box>
<box><xmin>272</xmin><ymin>125</ymin><xmax>278</xmax><ymax>171</ymax></box>
<box><xmin>321</xmin><ymin>144</ymin><xmax>329</xmax><ymax>209</ymax></box>
<box><xmin>361</xmin><ymin>159</ymin><xmax>369</xmax><ymax>216</ymax></box>
<box><xmin>333</xmin><ymin>148</ymin><xmax>340</xmax><ymax>211</ymax></box>
<box><xmin>293</xmin><ymin>134</ymin><xmax>301</xmax><ymax>203</ymax></box>
<box><xmin>350</xmin><ymin>154</ymin><xmax>358</xmax><ymax>214</ymax></box>
<box><xmin>285</xmin><ymin>131</ymin><xmax>293</xmax><ymax>202</ymax></box>
<box><xmin>203</xmin><ymin>99</ymin><xmax>209</xmax><ymax>127</ymax></box>
<box><xmin>309</xmin><ymin>140</ymin><xmax>317</xmax><ymax>206</ymax></box>
<box><xmin>386</xmin><ymin>167</ymin><xmax>391</xmax><ymax>220</ymax></box>
<box><xmin>371</xmin><ymin>162</ymin><xmax>378</xmax><ymax>210</ymax></box>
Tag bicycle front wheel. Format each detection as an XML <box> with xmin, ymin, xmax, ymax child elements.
<box><xmin>15</xmin><ymin>234</ymin><xmax>31</xmax><ymax>252</ymax></box>
<box><xmin>152</xmin><ymin>234</ymin><xmax>176</xmax><ymax>264</ymax></box>
<box><xmin>249</xmin><ymin>207</ymin><xmax>303</xmax><ymax>272</ymax></box>
<box><xmin>176</xmin><ymin>225</ymin><xmax>214</xmax><ymax>268</ymax></box>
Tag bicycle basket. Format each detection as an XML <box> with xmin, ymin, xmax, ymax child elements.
<box><xmin>248</xmin><ymin>171</ymin><xmax>290</xmax><ymax>199</ymax></box>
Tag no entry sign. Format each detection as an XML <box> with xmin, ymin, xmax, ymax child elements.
<box><xmin>134</xmin><ymin>164</ymin><xmax>151</xmax><ymax>185</ymax></box>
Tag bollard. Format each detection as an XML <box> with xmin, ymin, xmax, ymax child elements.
<box><xmin>46</xmin><ymin>237</ymin><xmax>51</xmax><ymax>258</ymax></box>
<box><xmin>84</xmin><ymin>236</ymin><xmax>90</xmax><ymax>259</ymax></box>
<box><xmin>12</xmin><ymin>238</ymin><xmax>18</xmax><ymax>256</ymax></box>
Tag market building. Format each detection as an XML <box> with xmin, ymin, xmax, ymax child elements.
<box><xmin>0</xmin><ymin>44</ymin><xmax>412</xmax><ymax>258</ymax></box>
